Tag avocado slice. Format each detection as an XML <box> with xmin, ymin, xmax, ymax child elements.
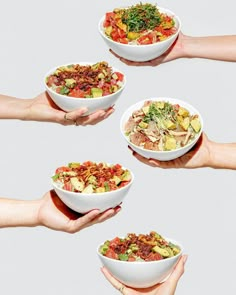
<box><xmin>178</xmin><ymin>107</ymin><xmax>189</xmax><ymax>117</ymax></box>
<box><xmin>191</xmin><ymin>118</ymin><xmax>201</xmax><ymax>133</ymax></box>
<box><xmin>165</xmin><ymin>136</ymin><xmax>176</xmax><ymax>150</ymax></box>
<box><xmin>91</xmin><ymin>88</ymin><xmax>103</xmax><ymax>98</ymax></box>
<box><xmin>82</xmin><ymin>184</ymin><xmax>94</xmax><ymax>194</ymax></box>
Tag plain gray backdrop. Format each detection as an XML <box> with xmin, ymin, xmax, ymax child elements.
<box><xmin>0</xmin><ymin>0</ymin><xmax>235</xmax><ymax>294</ymax></box>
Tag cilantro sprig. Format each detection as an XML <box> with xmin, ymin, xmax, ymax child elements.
<box><xmin>121</xmin><ymin>3</ymin><xmax>162</xmax><ymax>32</ymax></box>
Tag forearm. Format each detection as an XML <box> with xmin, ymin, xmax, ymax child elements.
<box><xmin>209</xmin><ymin>141</ymin><xmax>236</xmax><ymax>169</ymax></box>
<box><xmin>183</xmin><ymin>35</ymin><xmax>236</xmax><ymax>62</ymax></box>
<box><xmin>0</xmin><ymin>94</ymin><xmax>32</xmax><ymax>120</ymax></box>
<box><xmin>0</xmin><ymin>198</ymin><xmax>40</xmax><ymax>228</ymax></box>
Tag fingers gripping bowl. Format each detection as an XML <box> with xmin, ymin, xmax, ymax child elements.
<box><xmin>51</xmin><ymin>161</ymin><xmax>134</xmax><ymax>214</ymax></box>
<box><xmin>120</xmin><ymin>97</ymin><xmax>203</xmax><ymax>161</ymax></box>
<box><xmin>44</xmin><ymin>61</ymin><xmax>126</xmax><ymax>115</ymax></box>
<box><xmin>98</xmin><ymin>3</ymin><xmax>181</xmax><ymax>62</ymax></box>
<box><xmin>97</xmin><ymin>231</ymin><xmax>183</xmax><ymax>288</ymax></box>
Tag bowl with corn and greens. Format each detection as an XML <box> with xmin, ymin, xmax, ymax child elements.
<box><xmin>98</xmin><ymin>3</ymin><xmax>181</xmax><ymax>62</ymax></box>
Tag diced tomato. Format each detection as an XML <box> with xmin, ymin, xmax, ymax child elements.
<box><xmin>109</xmin><ymin>237</ymin><xmax>120</xmax><ymax>249</ymax></box>
<box><xmin>104</xmin><ymin>12</ymin><xmax>115</xmax><ymax>27</ymax></box>
<box><xmin>105</xmin><ymin>249</ymin><xmax>119</xmax><ymax>260</ymax></box>
<box><xmin>55</xmin><ymin>166</ymin><xmax>71</xmax><ymax>174</ymax></box>
<box><xmin>145</xmin><ymin>252</ymin><xmax>163</xmax><ymax>261</ymax></box>
<box><xmin>63</xmin><ymin>182</ymin><xmax>73</xmax><ymax>192</ymax></box>
<box><xmin>117</xmin><ymin>38</ymin><xmax>129</xmax><ymax>44</ymax></box>
<box><xmin>137</xmin><ymin>34</ymin><xmax>153</xmax><ymax>45</ymax></box>
<box><xmin>111</xmin><ymin>29</ymin><xmax>120</xmax><ymax>41</ymax></box>
<box><xmin>117</xmin><ymin>28</ymin><xmax>126</xmax><ymax>38</ymax></box>
<box><xmin>128</xmin><ymin>256</ymin><xmax>136</xmax><ymax>262</ymax></box>
<box><xmin>47</xmin><ymin>76</ymin><xmax>58</xmax><ymax>87</ymax></box>
<box><xmin>119</xmin><ymin>181</ymin><xmax>130</xmax><ymax>188</ymax></box>
<box><xmin>69</xmin><ymin>89</ymin><xmax>88</xmax><ymax>98</ymax></box>
<box><xmin>113</xmin><ymin>72</ymin><xmax>124</xmax><ymax>81</ymax></box>
<box><xmin>114</xmin><ymin>164</ymin><xmax>122</xmax><ymax>169</ymax></box>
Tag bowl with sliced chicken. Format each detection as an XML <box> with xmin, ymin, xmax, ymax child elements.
<box><xmin>120</xmin><ymin>97</ymin><xmax>203</xmax><ymax>161</ymax></box>
<box><xmin>51</xmin><ymin>161</ymin><xmax>134</xmax><ymax>214</ymax></box>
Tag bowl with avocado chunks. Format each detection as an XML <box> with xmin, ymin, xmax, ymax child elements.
<box><xmin>51</xmin><ymin>161</ymin><xmax>134</xmax><ymax>214</ymax></box>
<box><xmin>44</xmin><ymin>61</ymin><xmax>126</xmax><ymax>115</ymax></box>
<box><xmin>97</xmin><ymin>230</ymin><xmax>183</xmax><ymax>288</ymax></box>
<box><xmin>120</xmin><ymin>97</ymin><xmax>203</xmax><ymax>161</ymax></box>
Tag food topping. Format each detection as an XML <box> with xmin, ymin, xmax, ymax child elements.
<box><xmin>52</xmin><ymin>161</ymin><xmax>132</xmax><ymax>193</ymax></box>
<box><xmin>99</xmin><ymin>231</ymin><xmax>181</xmax><ymax>261</ymax></box>
<box><xmin>46</xmin><ymin>61</ymin><xmax>124</xmax><ymax>98</ymax></box>
<box><xmin>103</xmin><ymin>3</ymin><xmax>176</xmax><ymax>45</ymax></box>
<box><xmin>124</xmin><ymin>100</ymin><xmax>202</xmax><ymax>151</ymax></box>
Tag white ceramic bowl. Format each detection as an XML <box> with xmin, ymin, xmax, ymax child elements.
<box><xmin>44</xmin><ymin>62</ymin><xmax>126</xmax><ymax>115</ymax></box>
<box><xmin>98</xmin><ymin>7</ymin><xmax>181</xmax><ymax>62</ymax></box>
<box><xmin>51</xmin><ymin>166</ymin><xmax>134</xmax><ymax>214</ymax></box>
<box><xmin>120</xmin><ymin>97</ymin><xmax>203</xmax><ymax>161</ymax></box>
<box><xmin>97</xmin><ymin>237</ymin><xmax>182</xmax><ymax>288</ymax></box>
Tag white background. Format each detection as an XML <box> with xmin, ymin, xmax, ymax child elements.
<box><xmin>0</xmin><ymin>0</ymin><xmax>235</xmax><ymax>294</ymax></box>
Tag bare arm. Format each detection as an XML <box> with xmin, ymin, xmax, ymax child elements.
<box><xmin>0</xmin><ymin>191</ymin><xmax>121</xmax><ymax>232</ymax></box>
<box><xmin>111</xmin><ymin>33</ymin><xmax>236</xmax><ymax>66</ymax></box>
<box><xmin>0</xmin><ymin>92</ymin><xmax>114</xmax><ymax>125</ymax></box>
<box><xmin>183</xmin><ymin>35</ymin><xmax>236</xmax><ymax>62</ymax></box>
<box><xmin>130</xmin><ymin>133</ymin><xmax>236</xmax><ymax>170</ymax></box>
<box><xmin>0</xmin><ymin>94</ymin><xmax>30</xmax><ymax>120</ymax></box>
<box><xmin>0</xmin><ymin>198</ymin><xmax>39</xmax><ymax>228</ymax></box>
<box><xmin>208</xmin><ymin>141</ymin><xmax>236</xmax><ymax>169</ymax></box>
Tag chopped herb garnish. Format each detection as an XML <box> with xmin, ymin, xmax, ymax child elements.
<box><xmin>121</xmin><ymin>3</ymin><xmax>162</xmax><ymax>32</ymax></box>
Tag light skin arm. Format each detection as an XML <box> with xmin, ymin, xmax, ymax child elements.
<box><xmin>0</xmin><ymin>92</ymin><xmax>114</xmax><ymax>126</ymax></box>
<box><xmin>111</xmin><ymin>32</ymin><xmax>236</xmax><ymax>66</ymax></box>
<box><xmin>130</xmin><ymin>133</ymin><xmax>236</xmax><ymax>170</ymax></box>
<box><xmin>0</xmin><ymin>190</ymin><xmax>121</xmax><ymax>233</ymax></box>
<box><xmin>101</xmin><ymin>255</ymin><xmax>187</xmax><ymax>295</ymax></box>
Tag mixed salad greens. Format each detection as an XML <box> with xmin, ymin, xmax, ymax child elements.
<box><xmin>124</xmin><ymin>100</ymin><xmax>201</xmax><ymax>151</ymax></box>
<box><xmin>46</xmin><ymin>62</ymin><xmax>124</xmax><ymax>98</ymax></box>
<box><xmin>99</xmin><ymin>231</ymin><xmax>181</xmax><ymax>261</ymax></box>
<box><xmin>103</xmin><ymin>3</ymin><xmax>176</xmax><ymax>45</ymax></box>
<box><xmin>52</xmin><ymin>161</ymin><xmax>132</xmax><ymax>194</ymax></box>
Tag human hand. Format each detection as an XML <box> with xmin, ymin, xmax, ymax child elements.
<box><xmin>129</xmin><ymin>133</ymin><xmax>212</xmax><ymax>169</ymax></box>
<box><xmin>24</xmin><ymin>91</ymin><xmax>114</xmax><ymax>125</ymax></box>
<box><xmin>101</xmin><ymin>255</ymin><xmax>187</xmax><ymax>295</ymax></box>
<box><xmin>110</xmin><ymin>32</ymin><xmax>187</xmax><ymax>67</ymax></box>
<box><xmin>37</xmin><ymin>190</ymin><xmax>121</xmax><ymax>233</ymax></box>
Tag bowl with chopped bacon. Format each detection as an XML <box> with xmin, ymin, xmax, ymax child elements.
<box><xmin>44</xmin><ymin>61</ymin><xmax>126</xmax><ymax>115</ymax></box>
<box><xmin>97</xmin><ymin>230</ymin><xmax>183</xmax><ymax>288</ymax></box>
<box><xmin>120</xmin><ymin>97</ymin><xmax>203</xmax><ymax>161</ymax></box>
<box><xmin>98</xmin><ymin>3</ymin><xmax>181</xmax><ymax>62</ymax></box>
<box><xmin>51</xmin><ymin>161</ymin><xmax>134</xmax><ymax>214</ymax></box>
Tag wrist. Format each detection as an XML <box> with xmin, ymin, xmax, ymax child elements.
<box><xmin>181</xmin><ymin>35</ymin><xmax>198</xmax><ymax>59</ymax></box>
<box><xmin>0</xmin><ymin>198</ymin><xmax>41</xmax><ymax>228</ymax></box>
<box><xmin>0</xmin><ymin>95</ymin><xmax>33</xmax><ymax>120</ymax></box>
<box><xmin>207</xmin><ymin>141</ymin><xmax>236</xmax><ymax>170</ymax></box>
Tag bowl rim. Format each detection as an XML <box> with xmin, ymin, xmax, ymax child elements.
<box><xmin>51</xmin><ymin>163</ymin><xmax>134</xmax><ymax>196</ymax></box>
<box><xmin>120</xmin><ymin>97</ymin><xmax>204</xmax><ymax>155</ymax></box>
<box><xmin>97</xmin><ymin>236</ymin><xmax>183</xmax><ymax>264</ymax></box>
<box><xmin>98</xmin><ymin>6</ymin><xmax>182</xmax><ymax>48</ymax></box>
<box><xmin>44</xmin><ymin>61</ymin><xmax>126</xmax><ymax>101</ymax></box>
